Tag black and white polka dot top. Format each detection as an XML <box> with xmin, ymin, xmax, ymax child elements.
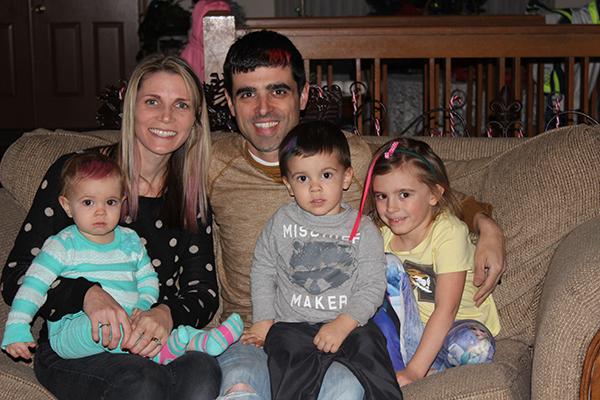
<box><xmin>1</xmin><ymin>148</ymin><xmax>218</xmax><ymax>342</ymax></box>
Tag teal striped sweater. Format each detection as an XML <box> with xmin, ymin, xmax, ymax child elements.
<box><xmin>2</xmin><ymin>225</ymin><xmax>157</xmax><ymax>347</ymax></box>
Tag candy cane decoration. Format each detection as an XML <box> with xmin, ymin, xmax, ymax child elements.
<box><xmin>516</xmin><ymin>125</ymin><xmax>524</xmax><ymax>138</ymax></box>
<box><xmin>351</xmin><ymin>85</ymin><xmax>360</xmax><ymax>134</ymax></box>
<box><xmin>314</xmin><ymin>85</ymin><xmax>324</xmax><ymax>99</ymax></box>
<box><xmin>554</xmin><ymin>95</ymin><xmax>561</xmax><ymax>129</ymax></box>
<box><xmin>486</xmin><ymin>126</ymin><xmax>494</xmax><ymax>138</ymax></box>
<box><xmin>449</xmin><ymin>95</ymin><xmax>462</xmax><ymax>137</ymax></box>
<box><xmin>374</xmin><ymin>117</ymin><xmax>381</xmax><ymax>136</ymax></box>
<box><xmin>118</xmin><ymin>81</ymin><xmax>127</xmax><ymax>101</ymax></box>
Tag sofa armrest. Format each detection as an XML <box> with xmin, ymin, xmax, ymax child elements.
<box><xmin>0</xmin><ymin>189</ymin><xmax>27</xmax><ymax>268</ymax></box>
<box><xmin>532</xmin><ymin>216</ymin><xmax>600</xmax><ymax>400</ymax></box>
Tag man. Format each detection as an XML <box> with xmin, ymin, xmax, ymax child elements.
<box><xmin>209</xmin><ymin>30</ymin><xmax>505</xmax><ymax>399</ymax></box>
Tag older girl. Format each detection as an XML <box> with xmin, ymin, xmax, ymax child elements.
<box><xmin>1</xmin><ymin>55</ymin><xmax>220</xmax><ymax>399</ymax></box>
<box><xmin>351</xmin><ymin>138</ymin><xmax>500</xmax><ymax>387</ymax></box>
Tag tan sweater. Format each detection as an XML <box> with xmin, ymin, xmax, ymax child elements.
<box><xmin>208</xmin><ymin>132</ymin><xmax>490</xmax><ymax>324</ymax></box>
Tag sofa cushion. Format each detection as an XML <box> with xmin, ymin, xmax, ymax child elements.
<box><xmin>402</xmin><ymin>338</ymin><xmax>531</xmax><ymax>399</ymax></box>
<box><xmin>0</xmin><ymin>129</ymin><xmax>119</xmax><ymax>211</ymax></box>
<box><xmin>479</xmin><ymin>125</ymin><xmax>600</xmax><ymax>344</ymax></box>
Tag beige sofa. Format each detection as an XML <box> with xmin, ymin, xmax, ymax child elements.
<box><xmin>0</xmin><ymin>126</ymin><xmax>599</xmax><ymax>400</ymax></box>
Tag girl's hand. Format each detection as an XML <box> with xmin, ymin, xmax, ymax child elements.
<box><xmin>241</xmin><ymin>320</ymin><xmax>273</xmax><ymax>347</ymax></box>
<box><xmin>5</xmin><ymin>341</ymin><xmax>36</xmax><ymax>360</ymax></box>
<box><xmin>314</xmin><ymin>314</ymin><xmax>358</xmax><ymax>353</ymax></box>
<box><xmin>396</xmin><ymin>367</ymin><xmax>420</xmax><ymax>387</ymax></box>
<box><xmin>83</xmin><ymin>285</ymin><xmax>131</xmax><ymax>350</ymax></box>
<box><xmin>123</xmin><ymin>304</ymin><xmax>173</xmax><ymax>359</ymax></box>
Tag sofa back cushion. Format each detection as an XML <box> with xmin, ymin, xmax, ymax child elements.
<box><xmin>0</xmin><ymin>129</ymin><xmax>119</xmax><ymax>210</ymax></box>
<box><xmin>479</xmin><ymin>125</ymin><xmax>600</xmax><ymax>343</ymax></box>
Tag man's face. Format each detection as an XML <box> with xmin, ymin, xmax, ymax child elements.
<box><xmin>226</xmin><ymin>66</ymin><xmax>309</xmax><ymax>163</ymax></box>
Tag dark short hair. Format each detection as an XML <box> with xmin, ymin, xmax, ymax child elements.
<box><xmin>223</xmin><ymin>30</ymin><xmax>306</xmax><ymax>96</ymax></box>
<box><xmin>279</xmin><ymin>121</ymin><xmax>351</xmax><ymax>178</ymax></box>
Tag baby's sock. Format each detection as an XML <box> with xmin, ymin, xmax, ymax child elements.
<box><xmin>154</xmin><ymin>326</ymin><xmax>190</xmax><ymax>365</ymax></box>
<box><xmin>186</xmin><ymin>313</ymin><xmax>244</xmax><ymax>356</ymax></box>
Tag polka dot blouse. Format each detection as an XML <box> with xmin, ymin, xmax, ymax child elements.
<box><xmin>1</xmin><ymin>149</ymin><xmax>218</xmax><ymax>342</ymax></box>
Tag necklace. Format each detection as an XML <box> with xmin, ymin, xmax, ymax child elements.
<box><xmin>139</xmin><ymin>173</ymin><xmax>164</xmax><ymax>197</ymax></box>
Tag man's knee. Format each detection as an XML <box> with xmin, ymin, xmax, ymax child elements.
<box><xmin>318</xmin><ymin>362</ymin><xmax>364</xmax><ymax>400</ymax></box>
<box><xmin>217</xmin><ymin>342</ymin><xmax>270</xmax><ymax>399</ymax></box>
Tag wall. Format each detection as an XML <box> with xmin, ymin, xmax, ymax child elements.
<box><xmin>237</xmin><ymin>0</ymin><xmax>275</xmax><ymax>17</ymax></box>
<box><xmin>174</xmin><ymin>0</ymin><xmax>275</xmax><ymax>16</ymax></box>
<box><xmin>155</xmin><ymin>0</ymin><xmax>594</xmax><ymax>18</ymax></box>
<box><xmin>275</xmin><ymin>0</ymin><xmax>369</xmax><ymax>17</ymax></box>
<box><xmin>486</xmin><ymin>0</ymin><xmax>590</xmax><ymax>13</ymax></box>
<box><xmin>553</xmin><ymin>0</ymin><xmax>589</xmax><ymax>6</ymax></box>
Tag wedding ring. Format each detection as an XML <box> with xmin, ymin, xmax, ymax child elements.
<box><xmin>99</xmin><ymin>322</ymin><xmax>111</xmax><ymax>328</ymax></box>
<box><xmin>151</xmin><ymin>337</ymin><xmax>161</xmax><ymax>346</ymax></box>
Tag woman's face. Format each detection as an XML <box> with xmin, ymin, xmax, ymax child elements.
<box><xmin>134</xmin><ymin>71</ymin><xmax>196</xmax><ymax>160</ymax></box>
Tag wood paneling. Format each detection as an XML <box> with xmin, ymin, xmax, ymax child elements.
<box><xmin>0</xmin><ymin>24</ymin><xmax>16</xmax><ymax>96</ymax></box>
<box><xmin>94</xmin><ymin>22</ymin><xmax>125</xmax><ymax>95</ymax></box>
<box><xmin>51</xmin><ymin>23</ymin><xmax>83</xmax><ymax>95</ymax></box>
<box><xmin>0</xmin><ymin>0</ymin><xmax>34</xmax><ymax>130</ymax></box>
<box><xmin>1</xmin><ymin>0</ymin><xmax>138</xmax><ymax>130</ymax></box>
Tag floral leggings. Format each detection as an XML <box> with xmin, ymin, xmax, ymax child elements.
<box><xmin>373</xmin><ymin>254</ymin><xmax>496</xmax><ymax>373</ymax></box>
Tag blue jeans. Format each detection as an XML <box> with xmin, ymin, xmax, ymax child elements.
<box><xmin>34</xmin><ymin>340</ymin><xmax>220</xmax><ymax>400</ymax></box>
<box><xmin>216</xmin><ymin>341</ymin><xmax>365</xmax><ymax>399</ymax></box>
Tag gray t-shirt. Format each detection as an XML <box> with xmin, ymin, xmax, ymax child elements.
<box><xmin>251</xmin><ymin>202</ymin><xmax>386</xmax><ymax>326</ymax></box>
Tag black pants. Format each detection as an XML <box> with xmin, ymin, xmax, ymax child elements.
<box><xmin>264</xmin><ymin>321</ymin><xmax>402</xmax><ymax>400</ymax></box>
<box><xmin>34</xmin><ymin>341</ymin><xmax>221</xmax><ymax>400</ymax></box>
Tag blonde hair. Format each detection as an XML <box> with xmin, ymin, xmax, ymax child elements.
<box><xmin>120</xmin><ymin>54</ymin><xmax>211</xmax><ymax>232</ymax></box>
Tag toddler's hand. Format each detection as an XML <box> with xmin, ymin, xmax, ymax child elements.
<box><xmin>241</xmin><ymin>319</ymin><xmax>273</xmax><ymax>347</ymax></box>
<box><xmin>5</xmin><ymin>341</ymin><xmax>36</xmax><ymax>360</ymax></box>
<box><xmin>314</xmin><ymin>314</ymin><xmax>358</xmax><ymax>353</ymax></box>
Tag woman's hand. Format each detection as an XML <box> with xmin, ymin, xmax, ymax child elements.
<box><xmin>122</xmin><ymin>304</ymin><xmax>173</xmax><ymax>359</ymax></box>
<box><xmin>472</xmin><ymin>213</ymin><xmax>506</xmax><ymax>306</ymax></box>
<box><xmin>83</xmin><ymin>285</ymin><xmax>132</xmax><ymax>350</ymax></box>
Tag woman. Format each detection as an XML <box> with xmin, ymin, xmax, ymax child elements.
<box><xmin>0</xmin><ymin>55</ymin><xmax>220</xmax><ymax>399</ymax></box>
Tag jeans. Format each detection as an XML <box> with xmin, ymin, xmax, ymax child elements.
<box><xmin>216</xmin><ymin>341</ymin><xmax>365</xmax><ymax>399</ymax></box>
<box><xmin>34</xmin><ymin>340</ymin><xmax>221</xmax><ymax>400</ymax></box>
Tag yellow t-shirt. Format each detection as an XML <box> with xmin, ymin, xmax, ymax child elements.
<box><xmin>381</xmin><ymin>212</ymin><xmax>500</xmax><ymax>336</ymax></box>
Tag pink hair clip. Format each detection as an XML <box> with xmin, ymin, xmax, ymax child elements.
<box><xmin>384</xmin><ymin>141</ymin><xmax>399</xmax><ymax>159</ymax></box>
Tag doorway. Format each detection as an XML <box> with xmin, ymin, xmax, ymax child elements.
<box><xmin>0</xmin><ymin>0</ymin><xmax>139</xmax><ymax>131</ymax></box>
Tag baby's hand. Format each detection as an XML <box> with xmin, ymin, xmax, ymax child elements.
<box><xmin>5</xmin><ymin>341</ymin><xmax>36</xmax><ymax>360</ymax></box>
<box><xmin>314</xmin><ymin>314</ymin><xmax>358</xmax><ymax>353</ymax></box>
<box><xmin>241</xmin><ymin>319</ymin><xmax>273</xmax><ymax>347</ymax></box>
